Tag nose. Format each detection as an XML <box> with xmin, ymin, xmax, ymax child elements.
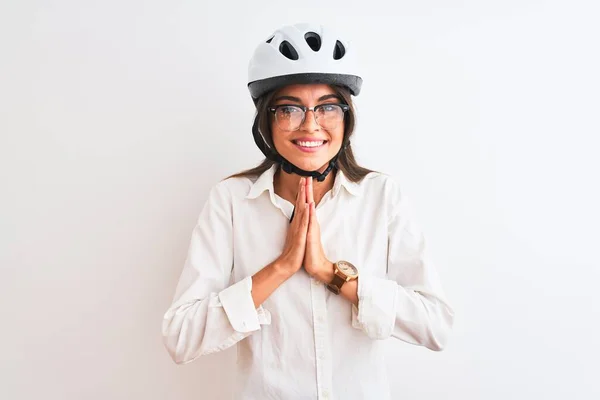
<box><xmin>300</xmin><ymin>109</ymin><xmax>320</xmax><ymax>132</ymax></box>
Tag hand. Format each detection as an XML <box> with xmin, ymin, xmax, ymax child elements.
<box><xmin>275</xmin><ymin>177</ymin><xmax>310</xmax><ymax>276</ymax></box>
<box><xmin>303</xmin><ymin>178</ymin><xmax>334</xmax><ymax>283</ymax></box>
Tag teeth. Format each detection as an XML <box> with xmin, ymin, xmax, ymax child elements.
<box><xmin>296</xmin><ymin>140</ymin><xmax>325</xmax><ymax>148</ymax></box>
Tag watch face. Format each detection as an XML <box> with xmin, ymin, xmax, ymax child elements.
<box><xmin>337</xmin><ymin>261</ymin><xmax>358</xmax><ymax>276</ymax></box>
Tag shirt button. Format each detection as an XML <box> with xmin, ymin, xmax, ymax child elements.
<box><xmin>312</xmin><ymin>279</ymin><xmax>321</xmax><ymax>286</ymax></box>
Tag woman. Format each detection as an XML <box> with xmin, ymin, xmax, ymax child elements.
<box><xmin>162</xmin><ymin>23</ymin><xmax>454</xmax><ymax>400</ymax></box>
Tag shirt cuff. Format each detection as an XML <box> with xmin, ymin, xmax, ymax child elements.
<box><xmin>218</xmin><ymin>276</ymin><xmax>271</xmax><ymax>333</ymax></box>
<box><xmin>351</xmin><ymin>275</ymin><xmax>398</xmax><ymax>339</ymax></box>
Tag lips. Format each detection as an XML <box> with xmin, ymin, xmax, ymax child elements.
<box><xmin>293</xmin><ymin>139</ymin><xmax>327</xmax><ymax>148</ymax></box>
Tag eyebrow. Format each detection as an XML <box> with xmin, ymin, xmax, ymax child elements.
<box><xmin>273</xmin><ymin>94</ymin><xmax>342</xmax><ymax>103</ymax></box>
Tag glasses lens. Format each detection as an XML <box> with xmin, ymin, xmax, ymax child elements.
<box><xmin>315</xmin><ymin>104</ymin><xmax>344</xmax><ymax>130</ymax></box>
<box><xmin>275</xmin><ymin>106</ymin><xmax>304</xmax><ymax>131</ymax></box>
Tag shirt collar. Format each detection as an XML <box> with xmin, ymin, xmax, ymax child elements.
<box><xmin>246</xmin><ymin>164</ymin><xmax>279</xmax><ymax>200</ymax></box>
<box><xmin>245</xmin><ymin>164</ymin><xmax>363</xmax><ymax>200</ymax></box>
<box><xmin>331</xmin><ymin>167</ymin><xmax>362</xmax><ymax>197</ymax></box>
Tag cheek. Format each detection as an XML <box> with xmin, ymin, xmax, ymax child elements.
<box><xmin>270</xmin><ymin>126</ymin><xmax>288</xmax><ymax>152</ymax></box>
<box><xmin>329</xmin><ymin>126</ymin><xmax>345</xmax><ymax>146</ymax></box>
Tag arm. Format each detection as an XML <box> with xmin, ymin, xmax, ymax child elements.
<box><xmin>349</xmin><ymin>184</ymin><xmax>454</xmax><ymax>350</ymax></box>
<box><xmin>162</xmin><ymin>182</ymin><xmax>274</xmax><ymax>365</ymax></box>
<box><xmin>162</xmin><ymin>177</ymin><xmax>310</xmax><ymax>364</ymax></box>
<box><xmin>251</xmin><ymin>261</ymin><xmax>294</xmax><ymax>307</ymax></box>
<box><xmin>317</xmin><ymin>264</ymin><xmax>359</xmax><ymax>306</ymax></box>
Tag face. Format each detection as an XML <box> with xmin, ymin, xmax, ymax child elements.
<box><xmin>270</xmin><ymin>84</ymin><xmax>345</xmax><ymax>172</ymax></box>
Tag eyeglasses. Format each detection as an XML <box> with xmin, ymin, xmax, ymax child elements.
<box><xmin>268</xmin><ymin>103</ymin><xmax>350</xmax><ymax>131</ymax></box>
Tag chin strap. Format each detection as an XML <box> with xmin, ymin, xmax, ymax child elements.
<box><xmin>252</xmin><ymin>114</ymin><xmax>349</xmax><ymax>182</ymax></box>
<box><xmin>280</xmin><ymin>157</ymin><xmax>337</xmax><ymax>182</ymax></box>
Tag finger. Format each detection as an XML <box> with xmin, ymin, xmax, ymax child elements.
<box><xmin>300</xmin><ymin>203</ymin><xmax>310</xmax><ymax>234</ymax></box>
<box><xmin>295</xmin><ymin>204</ymin><xmax>309</xmax><ymax>244</ymax></box>
<box><xmin>293</xmin><ymin>198</ymin><xmax>307</xmax><ymax>230</ymax></box>
<box><xmin>290</xmin><ymin>178</ymin><xmax>302</xmax><ymax>223</ymax></box>
<box><xmin>296</xmin><ymin>177</ymin><xmax>306</xmax><ymax>209</ymax></box>
<box><xmin>311</xmin><ymin>202</ymin><xmax>318</xmax><ymax>225</ymax></box>
<box><xmin>306</xmin><ymin>177</ymin><xmax>314</xmax><ymax>204</ymax></box>
<box><xmin>294</xmin><ymin>184</ymin><xmax>307</xmax><ymax>225</ymax></box>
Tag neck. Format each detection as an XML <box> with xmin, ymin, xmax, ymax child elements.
<box><xmin>274</xmin><ymin>164</ymin><xmax>336</xmax><ymax>205</ymax></box>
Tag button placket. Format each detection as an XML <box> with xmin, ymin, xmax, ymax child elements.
<box><xmin>311</xmin><ymin>276</ymin><xmax>332</xmax><ymax>399</ymax></box>
<box><xmin>311</xmin><ymin>191</ymin><xmax>334</xmax><ymax>399</ymax></box>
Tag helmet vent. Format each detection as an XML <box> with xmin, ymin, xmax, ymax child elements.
<box><xmin>333</xmin><ymin>40</ymin><xmax>346</xmax><ymax>60</ymax></box>
<box><xmin>279</xmin><ymin>41</ymin><xmax>299</xmax><ymax>60</ymax></box>
<box><xmin>304</xmin><ymin>32</ymin><xmax>322</xmax><ymax>51</ymax></box>
<box><xmin>266</xmin><ymin>36</ymin><xmax>274</xmax><ymax>44</ymax></box>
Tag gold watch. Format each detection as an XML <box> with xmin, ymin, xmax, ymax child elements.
<box><xmin>326</xmin><ymin>261</ymin><xmax>359</xmax><ymax>295</ymax></box>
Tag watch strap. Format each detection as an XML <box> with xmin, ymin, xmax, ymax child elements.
<box><xmin>326</xmin><ymin>271</ymin><xmax>346</xmax><ymax>295</ymax></box>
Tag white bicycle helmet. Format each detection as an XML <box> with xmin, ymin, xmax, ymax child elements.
<box><xmin>248</xmin><ymin>23</ymin><xmax>363</xmax><ymax>100</ymax></box>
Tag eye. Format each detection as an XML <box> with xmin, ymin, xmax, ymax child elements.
<box><xmin>279</xmin><ymin>106</ymin><xmax>301</xmax><ymax>114</ymax></box>
<box><xmin>319</xmin><ymin>104</ymin><xmax>340</xmax><ymax>113</ymax></box>
<box><xmin>276</xmin><ymin>106</ymin><xmax>303</xmax><ymax>119</ymax></box>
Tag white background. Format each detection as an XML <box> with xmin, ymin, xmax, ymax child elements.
<box><xmin>1</xmin><ymin>1</ymin><xmax>599</xmax><ymax>399</ymax></box>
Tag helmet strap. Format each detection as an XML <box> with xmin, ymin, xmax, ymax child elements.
<box><xmin>280</xmin><ymin>157</ymin><xmax>338</xmax><ymax>182</ymax></box>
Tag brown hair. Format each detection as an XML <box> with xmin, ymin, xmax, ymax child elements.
<box><xmin>227</xmin><ymin>85</ymin><xmax>374</xmax><ymax>182</ymax></box>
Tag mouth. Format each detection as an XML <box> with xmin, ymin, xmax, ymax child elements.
<box><xmin>291</xmin><ymin>139</ymin><xmax>328</xmax><ymax>153</ymax></box>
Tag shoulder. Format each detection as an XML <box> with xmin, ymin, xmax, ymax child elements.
<box><xmin>198</xmin><ymin>176</ymin><xmax>256</xmax><ymax>219</ymax></box>
<box><xmin>357</xmin><ymin>171</ymin><xmax>411</xmax><ymax>218</ymax></box>
<box><xmin>359</xmin><ymin>171</ymin><xmax>406</xmax><ymax>200</ymax></box>
<box><xmin>207</xmin><ymin>175</ymin><xmax>257</xmax><ymax>202</ymax></box>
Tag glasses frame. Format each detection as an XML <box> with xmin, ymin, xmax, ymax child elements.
<box><xmin>267</xmin><ymin>103</ymin><xmax>350</xmax><ymax>131</ymax></box>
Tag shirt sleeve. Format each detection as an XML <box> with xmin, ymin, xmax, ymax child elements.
<box><xmin>351</xmin><ymin>181</ymin><xmax>454</xmax><ymax>350</ymax></box>
<box><xmin>162</xmin><ymin>181</ymin><xmax>271</xmax><ymax>365</ymax></box>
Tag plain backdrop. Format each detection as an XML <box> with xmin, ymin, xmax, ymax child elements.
<box><xmin>1</xmin><ymin>1</ymin><xmax>599</xmax><ymax>399</ymax></box>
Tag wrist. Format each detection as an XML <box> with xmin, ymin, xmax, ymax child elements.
<box><xmin>316</xmin><ymin>261</ymin><xmax>336</xmax><ymax>284</ymax></box>
<box><xmin>272</xmin><ymin>259</ymin><xmax>296</xmax><ymax>279</ymax></box>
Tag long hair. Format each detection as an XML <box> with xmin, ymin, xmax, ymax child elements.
<box><xmin>228</xmin><ymin>85</ymin><xmax>374</xmax><ymax>183</ymax></box>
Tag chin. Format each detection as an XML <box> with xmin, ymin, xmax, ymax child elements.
<box><xmin>288</xmin><ymin>157</ymin><xmax>330</xmax><ymax>172</ymax></box>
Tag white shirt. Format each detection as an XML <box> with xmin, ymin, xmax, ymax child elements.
<box><xmin>162</xmin><ymin>164</ymin><xmax>454</xmax><ymax>400</ymax></box>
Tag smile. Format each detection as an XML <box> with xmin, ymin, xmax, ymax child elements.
<box><xmin>291</xmin><ymin>140</ymin><xmax>328</xmax><ymax>153</ymax></box>
<box><xmin>293</xmin><ymin>140</ymin><xmax>327</xmax><ymax>147</ymax></box>
<box><xmin>294</xmin><ymin>140</ymin><xmax>326</xmax><ymax>147</ymax></box>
